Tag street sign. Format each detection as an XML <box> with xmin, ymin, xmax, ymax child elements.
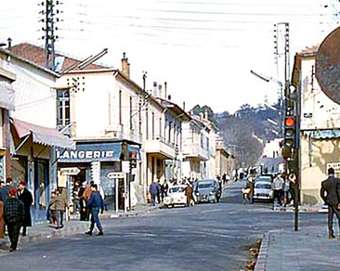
<box><xmin>107</xmin><ymin>172</ymin><xmax>125</xmax><ymax>179</ymax></box>
<box><xmin>60</xmin><ymin>167</ymin><xmax>80</xmax><ymax>176</ymax></box>
<box><xmin>326</xmin><ymin>162</ymin><xmax>340</xmax><ymax>173</ymax></box>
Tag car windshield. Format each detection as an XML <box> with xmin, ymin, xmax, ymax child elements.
<box><xmin>169</xmin><ymin>187</ymin><xmax>184</xmax><ymax>193</ymax></box>
<box><xmin>256</xmin><ymin>176</ymin><xmax>272</xmax><ymax>182</ymax></box>
<box><xmin>198</xmin><ymin>182</ymin><xmax>214</xmax><ymax>189</ymax></box>
<box><xmin>255</xmin><ymin>183</ymin><xmax>272</xmax><ymax>189</ymax></box>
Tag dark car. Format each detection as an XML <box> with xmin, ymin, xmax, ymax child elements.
<box><xmin>194</xmin><ymin>179</ymin><xmax>221</xmax><ymax>203</ymax></box>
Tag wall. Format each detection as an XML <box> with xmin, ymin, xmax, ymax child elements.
<box><xmin>300</xmin><ymin>134</ymin><xmax>340</xmax><ymax>204</ymax></box>
<box><xmin>0</xmin><ymin>56</ymin><xmax>57</xmax><ymax>128</ymax></box>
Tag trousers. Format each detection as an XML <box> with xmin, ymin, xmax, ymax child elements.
<box><xmin>89</xmin><ymin>208</ymin><xmax>103</xmax><ymax>232</ymax></box>
<box><xmin>7</xmin><ymin>222</ymin><xmax>21</xmax><ymax>250</ymax></box>
<box><xmin>328</xmin><ymin>205</ymin><xmax>340</xmax><ymax>235</ymax></box>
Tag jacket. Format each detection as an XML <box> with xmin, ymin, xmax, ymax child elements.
<box><xmin>87</xmin><ymin>191</ymin><xmax>104</xmax><ymax>210</ymax></box>
<box><xmin>149</xmin><ymin>182</ymin><xmax>160</xmax><ymax>195</ymax></box>
<box><xmin>4</xmin><ymin>198</ymin><xmax>25</xmax><ymax>224</ymax></box>
<box><xmin>320</xmin><ymin>176</ymin><xmax>340</xmax><ymax>206</ymax></box>
<box><xmin>17</xmin><ymin>188</ymin><xmax>33</xmax><ymax>227</ymax></box>
<box><xmin>49</xmin><ymin>194</ymin><xmax>67</xmax><ymax>211</ymax></box>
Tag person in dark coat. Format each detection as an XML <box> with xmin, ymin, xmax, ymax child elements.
<box><xmin>149</xmin><ymin>180</ymin><xmax>160</xmax><ymax>207</ymax></box>
<box><xmin>85</xmin><ymin>184</ymin><xmax>104</xmax><ymax>236</ymax></box>
<box><xmin>17</xmin><ymin>181</ymin><xmax>33</xmax><ymax>236</ymax></box>
<box><xmin>320</xmin><ymin>167</ymin><xmax>340</xmax><ymax>239</ymax></box>
<box><xmin>4</xmin><ymin>188</ymin><xmax>25</xmax><ymax>252</ymax></box>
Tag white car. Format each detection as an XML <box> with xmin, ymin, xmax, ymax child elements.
<box><xmin>253</xmin><ymin>181</ymin><xmax>273</xmax><ymax>201</ymax></box>
<box><xmin>164</xmin><ymin>185</ymin><xmax>187</xmax><ymax>208</ymax></box>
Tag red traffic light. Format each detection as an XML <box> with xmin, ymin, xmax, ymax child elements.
<box><xmin>285</xmin><ymin>117</ymin><xmax>295</xmax><ymax>127</ymax></box>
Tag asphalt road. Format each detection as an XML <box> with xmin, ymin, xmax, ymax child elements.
<box><xmin>0</xmin><ymin>181</ymin><xmax>326</xmax><ymax>271</ymax></box>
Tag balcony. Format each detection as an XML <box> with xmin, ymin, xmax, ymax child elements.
<box><xmin>144</xmin><ymin>136</ymin><xmax>176</xmax><ymax>160</ymax></box>
<box><xmin>182</xmin><ymin>143</ymin><xmax>209</xmax><ymax>161</ymax></box>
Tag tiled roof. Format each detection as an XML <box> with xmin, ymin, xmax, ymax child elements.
<box><xmin>10</xmin><ymin>43</ymin><xmax>108</xmax><ymax>72</ymax></box>
<box><xmin>299</xmin><ymin>45</ymin><xmax>319</xmax><ymax>57</ymax></box>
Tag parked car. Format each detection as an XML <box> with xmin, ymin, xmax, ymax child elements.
<box><xmin>163</xmin><ymin>185</ymin><xmax>187</xmax><ymax>208</ymax></box>
<box><xmin>195</xmin><ymin>179</ymin><xmax>221</xmax><ymax>203</ymax></box>
<box><xmin>253</xmin><ymin>181</ymin><xmax>273</xmax><ymax>202</ymax></box>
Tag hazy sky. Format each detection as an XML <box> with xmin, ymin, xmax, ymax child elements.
<box><xmin>0</xmin><ymin>0</ymin><xmax>338</xmax><ymax>113</ymax></box>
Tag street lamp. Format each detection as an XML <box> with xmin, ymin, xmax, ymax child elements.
<box><xmin>250</xmin><ymin>69</ymin><xmax>284</xmax><ymax>136</ymax></box>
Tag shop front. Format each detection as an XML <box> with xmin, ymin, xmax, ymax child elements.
<box><xmin>10</xmin><ymin>118</ymin><xmax>75</xmax><ymax>222</ymax></box>
<box><xmin>56</xmin><ymin>140</ymin><xmax>141</xmax><ymax>213</ymax></box>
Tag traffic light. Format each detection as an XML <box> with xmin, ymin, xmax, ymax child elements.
<box><xmin>282</xmin><ymin>116</ymin><xmax>296</xmax><ymax>159</ymax></box>
<box><xmin>129</xmin><ymin>151</ymin><xmax>137</xmax><ymax>171</ymax></box>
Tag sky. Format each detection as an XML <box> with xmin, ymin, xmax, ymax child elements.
<box><xmin>0</xmin><ymin>0</ymin><xmax>338</xmax><ymax>113</ymax></box>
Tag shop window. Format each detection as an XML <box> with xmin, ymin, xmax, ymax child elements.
<box><xmin>35</xmin><ymin>159</ymin><xmax>49</xmax><ymax>209</ymax></box>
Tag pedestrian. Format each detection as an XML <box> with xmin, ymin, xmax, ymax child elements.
<box><xmin>161</xmin><ymin>181</ymin><xmax>169</xmax><ymax>201</ymax></box>
<box><xmin>157</xmin><ymin>181</ymin><xmax>161</xmax><ymax>203</ymax></box>
<box><xmin>247</xmin><ymin>171</ymin><xmax>255</xmax><ymax>204</ymax></box>
<box><xmin>184</xmin><ymin>183</ymin><xmax>194</xmax><ymax>206</ymax></box>
<box><xmin>283</xmin><ymin>177</ymin><xmax>291</xmax><ymax>206</ymax></box>
<box><xmin>0</xmin><ymin>180</ymin><xmax>8</xmax><ymax>202</ymax></box>
<box><xmin>55</xmin><ymin>189</ymin><xmax>67</xmax><ymax>229</ymax></box>
<box><xmin>17</xmin><ymin>181</ymin><xmax>33</xmax><ymax>236</ymax></box>
<box><xmin>149</xmin><ymin>180</ymin><xmax>160</xmax><ymax>207</ymax></box>
<box><xmin>48</xmin><ymin>191</ymin><xmax>58</xmax><ymax>225</ymax></box>
<box><xmin>0</xmin><ymin>198</ymin><xmax>4</xmax><ymax>240</ymax></box>
<box><xmin>85</xmin><ymin>184</ymin><xmax>104</xmax><ymax>236</ymax></box>
<box><xmin>272</xmin><ymin>174</ymin><xmax>284</xmax><ymax>206</ymax></box>
<box><xmin>4</xmin><ymin>188</ymin><xmax>25</xmax><ymax>252</ymax></box>
<box><xmin>83</xmin><ymin>181</ymin><xmax>94</xmax><ymax>221</ymax></box>
<box><xmin>320</xmin><ymin>167</ymin><xmax>340</xmax><ymax>239</ymax></box>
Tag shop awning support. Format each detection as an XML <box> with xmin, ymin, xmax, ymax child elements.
<box><xmin>14</xmin><ymin>133</ymin><xmax>31</xmax><ymax>154</ymax></box>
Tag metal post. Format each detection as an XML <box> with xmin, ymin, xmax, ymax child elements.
<box><xmin>124</xmin><ymin>174</ymin><xmax>127</xmax><ymax>213</ymax></box>
<box><xmin>115</xmin><ymin>178</ymin><xmax>118</xmax><ymax>214</ymax></box>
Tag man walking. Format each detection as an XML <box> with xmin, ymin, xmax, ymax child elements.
<box><xmin>17</xmin><ymin>181</ymin><xmax>33</xmax><ymax>236</ymax></box>
<box><xmin>272</xmin><ymin>174</ymin><xmax>284</xmax><ymax>206</ymax></box>
<box><xmin>320</xmin><ymin>167</ymin><xmax>340</xmax><ymax>239</ymax></box>
<box><xmin>4</xmin><ymin>188</ymin><xmax>25</xmax><ymax>252</ymax></box>
<box><xmin>149</xmin><ymin>180</ymin><xmax>160</xmax><ymax>207</ymax></box>
<box><xmin>85</xmin><ymin>184</ymin><xmax>104</xmax><ymax>236</ymax></box>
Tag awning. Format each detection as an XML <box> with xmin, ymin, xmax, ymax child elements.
<box><xmin>12</xmin><ymin>118</ymin><xmax>75</xmax><ymax>150</ymax></box>
<box><xmin>0</xmin><ymin>81</ymin><xmax>15</xmax><ymax>110</ymax></box>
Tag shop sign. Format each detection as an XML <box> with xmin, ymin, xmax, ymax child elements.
<box><xmin>107</xmin><ymin>172</ymin><xmax>125</xmax><ymax>179</ymax></box>
<box><xmin>60</xmin><ymin>167</ymin><xmax>81</xmax><ymax>176</ymax></box>
<box><xmin>57</xmin><ymin>142</ymin><xmax>121</xmax><ymax>162</ymax></box>
<box><xmin>326</xmin><ymin>162</ymin><xmax>340</xmax><ymax>173</ymax></box>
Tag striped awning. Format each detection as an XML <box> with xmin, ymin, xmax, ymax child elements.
<box><xmin>12</xmin><ymin>118</ymin><xmax>75</xmax><ymax>150</ymax></box>
<box><xmin>306</xmin><ymin>129</ymin><xmax>340</xmax><ymax>139</ymax></box>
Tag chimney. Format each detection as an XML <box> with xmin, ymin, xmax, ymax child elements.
<box><xmin>158</xmin><ymin>84</ymin><xmax>162</xmax><ymax>98</ymax></box>
<box><xmin>167</xmin><ymin>94</ymin><xmax>171</xmax><ymax>101</ymax></box>
<box><xmin>153</xmin><ymin>81</ymin><xmax>158</xmax><ymax>97</ymax></box>
<box><xmin>183</xmin><ymin>101</ymin><xmax>186</xmax><ymax>110</ymax></box>
<box><xmin>121</xmin><ymin>52</ymin><xmax>130</xmax><ymax>78</ymax></box>
<box><xmin>7</xmin><ymin>37</ymin><xmax>12</xmax><ymax>50</ymax></box>
<box><xmin>204</xmin><ymin>110</ymin><xmax>209</xmax><ymax>120</ymax></box>
<box><xmin>164</xmin><ymin>82</ymin><xmax>168</xmax><ymax>100</ymax></box>
<box><xmin>200</xmin><ymin>112</ymin><xmax>204</xmax><ymax>120</ymax></box>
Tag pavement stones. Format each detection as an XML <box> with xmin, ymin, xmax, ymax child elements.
<box><xmin>255</xmin><ymin>225</ymin><xmax>340</xmax><ymax>271</ymax></box>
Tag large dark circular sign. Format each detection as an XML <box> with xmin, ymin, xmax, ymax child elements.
<box><xmin>316</xmin><ymin>26</ymin><xmax>340</xmax><ymax>105</ymax></box>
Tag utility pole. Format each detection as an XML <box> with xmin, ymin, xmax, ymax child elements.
<box><xmin>39</xmin><ymin>0</ymin><xmax>61</xmax><ymax>71</ymax></box>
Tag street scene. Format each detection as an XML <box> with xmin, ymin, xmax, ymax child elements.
<box><xmin>1</xmin><ymin>0</ymin><xmax>340</xmax><ymax>270</ymax></box>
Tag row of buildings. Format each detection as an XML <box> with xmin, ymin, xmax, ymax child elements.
<box><xmin>0</xmin><ymin>42</ymin><xmax>235</xmax><ymax>221</ymax></box>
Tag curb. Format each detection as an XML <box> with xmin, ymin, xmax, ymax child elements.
<box><xmin>254</xmin><ymin>232</ymin><xmax>270</xmax><ymax>271</ymax></box>
<box><xmin>19</xmin><ymin>207</ymin><xmax>157</xmax><ymax>245</ymax></box>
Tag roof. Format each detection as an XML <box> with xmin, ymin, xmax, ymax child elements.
<box><xmin>11</xmin><ymin>118</ymin><xmax>75</xmax><ymax>150</ymax></box>
<box><xmin>156</xmin><ymin>97</ymin><xmax>191</xmax><ymax>121</ymax></box>
<box><xmin>298</xmin><ymin>45</ymin><xmax>319</xmax><ymax>57</ymax></box>
<box><xmin>10</xmin><ymin>43</ymin><xmax>108</xmax><ymax>73</ymax></box>
<box><xmin>0</xmin><ymin>47</ymin><xmax>59</xmax><ymax>77</ymax></box>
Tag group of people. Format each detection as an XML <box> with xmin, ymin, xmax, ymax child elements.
<box><xmin>148</xmin><ymin>178</ymin><xmax>197</xmax><ymax>207</ymax></box>
<box><xmin>0</xmin><ymin>178</ymin><xmax>33</xmax><ymax>252</ymax></box>
<box><xmin>272</xmin><ymin>173</ymin><xmax>296</xmax><ymax>207</ymax></box>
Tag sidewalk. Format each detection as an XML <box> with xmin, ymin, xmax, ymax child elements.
<box><xmin>273</xmin><ymin>204</ymin><xmax>328</xmax><ymax>213</ymax></box>
<box><xmin>255</xmin><ymin>225</ymin><xmax>340</xmax><ymax>271</ymax></box>
<box><xmin>0</xmin><ymin>204</ymin><xmax>156</xmax><ymax>251</ymax></box>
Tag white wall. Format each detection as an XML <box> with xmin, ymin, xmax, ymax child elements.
<box><xmin>0</xmin><ymin>57</ymin><xmax>57</xmax><ymax>128</ymax></box>
<box><xmin>300</xmin><ymin>58</ymin><xmax>340</xmax><ymax>130</ymax></box>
